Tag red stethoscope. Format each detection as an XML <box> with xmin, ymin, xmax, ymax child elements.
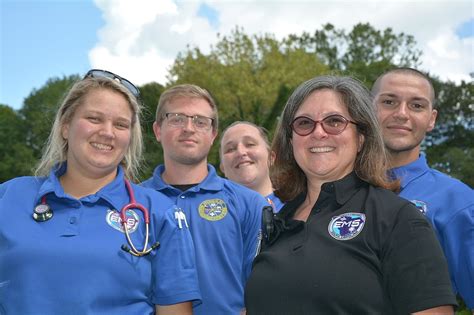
<box><xmin>33</xmin><ymin>179</ymin><xmax>160</xmax><ymax>257</ymax></box>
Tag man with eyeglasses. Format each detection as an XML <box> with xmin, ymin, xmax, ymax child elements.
<box><xmin>372</xmin><ymin>67</ymin><xmax>474</xmax><ymax>311</ymax></box>
<box><xmin>142</xmin><ymin>84</ymin><xmax>267</xmax><ymax>315</ymax></box>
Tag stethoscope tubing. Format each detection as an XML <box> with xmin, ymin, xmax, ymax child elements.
<box><xmin>120</xmin><ymin>179</ymin><xmax>156</xmax><ymax>257</ymax></box>
<box><xmin>33</xmin><ymin>179</ymin><xmax>158</xmax><ymax>257</ymax></box>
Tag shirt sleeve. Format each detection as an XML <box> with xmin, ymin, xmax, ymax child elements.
<box><xmin>382</xmin><ymin>203</ymin><xmax>457</xmax><ymax>313</ymax></box>
<box><xmin>150</xmin><ymin>205</ymin><xmax>201</xmax><ymax>306</ymax></box>
<box><xmin>241</xmin><ymin>194</ymin><xmax>265</xmax><ymax>282</ymax></box>
<box><xmin>0</xmin><ymin>180</ymin><xmax>11</xmax><ymax>199</ymax></box>
<box><xmin>440</xmin><ymin>203</ymin><xmax>474</xmax><ymax>309</ymax></box>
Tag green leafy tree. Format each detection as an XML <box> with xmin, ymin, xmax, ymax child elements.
<box><xmin>169</xmin><ymin>27</ymin><xmax>329</xmax><ymax>165</ymax></box>
<box><xmin>285</xmin><ymin>23</ymin><xmax>421</xmax><ymax>84</ymax></box>
<box><xmin>423</xmin><ymin>77</ymin><xmax>474</xmax><ymax>187</ymax></box>
<box><xmin>0</xmin><ymin>105</ymin><xmax>35</xmax><ymax>182</ymax></box>
<box><xmin>20</xmin><ymin>75</ymin><xmax>80</xmax><ymax>159</ymax></box>
<box><xmin>137</xmin><ymin>82</ymin><xmax>165</xmax><ymax>181</ymax></box>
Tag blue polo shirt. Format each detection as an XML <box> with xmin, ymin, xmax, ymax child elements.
<box><xmin>390</xmin><ymin>153</ymin><xmax>474</xmax><ymax>308</ymax></box>
<box><xmin>0</xmin><ymin>165</ymin><xmax>201</xmax><ymax>315</ymax></box>
<box><xmin>142</xmin><ymin>164</ymin><xmax>266</xmax><ymax>315</ymax></box>
<box><xmin>265</xmin><ymin>192</ymin><xmax>284</xmax><ymax>213</ymax></box>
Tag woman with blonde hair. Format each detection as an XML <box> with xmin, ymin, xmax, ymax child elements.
<box><xmin>220</xmin><ymin>121</ymin><xmax>283</xmax><ymax>212</ymax></box>
<box><xmin>0</xmin><ymin>70</ymin><xmax>200</xmax><ymax>314</ymax></box>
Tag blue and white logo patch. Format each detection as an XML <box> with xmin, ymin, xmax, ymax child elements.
<box><xmin>410</xmin><ymin>200</ymin><xmax>427</xmax><ymax>215</ymax></box>
<box><xmin>106</xmin><ymin>209</ymin><xmax>139</xmax><ymax>233</ymax></box>
<box><xmin>328</xmin><ymin>212</ymin><xmax>366</xmax><ymax>241</ymax></box>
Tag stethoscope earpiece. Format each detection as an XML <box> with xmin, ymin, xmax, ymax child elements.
<box><xmin>121</xmin><ymin>241</ymin><xmax>160</xmax><ymax>257</ymax></box>
<box><xmin>33</xmin><ymin>203</ymin><xmax>53</xmax><ymax>222</ymax></box>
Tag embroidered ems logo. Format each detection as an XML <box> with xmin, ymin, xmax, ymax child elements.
<box><xmin>328</xmin><ymin>212</ymin><xmax>366</xmax><ymax>241</ymax></box>
<box><xmin>199</xmin><ymin>199</ymin><xmax>228</xmax><ymax>221</ymax></box>
<box><xmin>410</xmin><ymin>200</ymin><xmax>427</xmax><ymax>215</ymax></box>
<box><xmin>106</xmin><ymin>209</ymin><xmax>139</xmax><ymax>233</ymax></box>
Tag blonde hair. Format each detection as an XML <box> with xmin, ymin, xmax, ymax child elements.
<box><xmin>35</xmin><ymin>76</ymin><xmax>143</xmax><ymax>180</ymax></box>
<box><xmin>219</xmin><ymin>121</ymin><xmax>271</xmax><ymax>157</ymax></box>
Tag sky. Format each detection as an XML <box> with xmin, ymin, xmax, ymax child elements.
<box><xmin>1</xmin><ymin>0</ymin><xmax>473</xmax><ymax>110</ymax></box>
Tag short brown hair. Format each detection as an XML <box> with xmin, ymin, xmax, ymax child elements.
<box><xmin>371</xmin><ymin>67</ymin><xmax>436</xmax><ymax>107</ymax></box>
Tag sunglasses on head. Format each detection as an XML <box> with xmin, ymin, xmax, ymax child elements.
<box><xmin>291</xmin><ymin>114</ymin><xmax>357</xmax><ymax>136</ymax></box>
<box><xmin>84</xmin><ymin>69</ymin><xmax>140</xmax><ymax>98</ymax></box>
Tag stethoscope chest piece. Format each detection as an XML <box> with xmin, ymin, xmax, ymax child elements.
<box><xmin>33</xmin><ymin>204</ymin><xmax>53</xmax><ymax>222</ymax></box>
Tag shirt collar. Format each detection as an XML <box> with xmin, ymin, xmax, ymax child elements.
<box><xmin>277</xmin><ymin>192</ymin><xmax>305</xmax><ymax>221</ymax></box>
<box><xmin>389</xmin><ymin>153</ymin><xmax>430</xmax><ymax>190</ymax></box>
<box><xmin>151</xmin><ymin>164</ymin><xmax>224</xmax><ymax>192</ymax></box>
<box><xmin>89</xmin><ymin>167</ymin><xmax>128</xmax><ymax>211</ymax></box>
<box><xmin>322</xmin><ymin>172</ymin><xmax>366</xmax><ymax>206</ymax></box>
<box><xmin>37</xmin><ymin>163</ymin><xmax>129</xmax><ymax>210</ymax></box>
<box><xmin>37</xmin><ymin>163</ymin><xmax>69</xmax><ymax>203</ymax></box>
<box><xmin>278</xmin><ymin>172</ymin><xmax>366</xmax><ymax>220</ymax></box>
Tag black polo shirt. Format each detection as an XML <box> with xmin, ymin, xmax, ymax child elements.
<box><xmin>245</xmin><ymin>173</ymin><xmax>456</xmax><ymax>315</ymax></box>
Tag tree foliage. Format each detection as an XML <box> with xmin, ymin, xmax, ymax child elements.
<box><xmin>167</xmin><ymin>23</ymin><xmax>426</xmax><ymax>167</ymax></box>
<box><xmin>285</xmin><ymin>23</ymin><xmax>421</xmax><ymax>84</ymax></box>
<box><xmin>20</xmin><ymin>75</ymin><xmax>80</xmax><ymax>158</ymax></box>
<box><xmin>137</xmin><ymin>82</ymin><xmax>166</xmax><ymax>180</ymax></box>
<box><xmin>425</xmin><ymin>78</ymin><xmax>474</xmax><ymax>187</ymax></box>
<box><xmin>1</xmin><ymin>23</ymin><xmax>471</xmax><ymax>191</ymax></box>
<box><xmin>168</xmin><ymin>27</ymin><xmax>330</xmax><ymax>165</ymax></box>
<box><xmin>169</xmin><ymin>27</ymin><xmax>329</xmax><ymax>132</ymax></box>
<box><xmin>0</xmin><ymin>105</ymin><xmax>35</xmax><ymax>182</ymax></box>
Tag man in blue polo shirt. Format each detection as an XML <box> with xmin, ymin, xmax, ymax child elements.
<box><xmin>142</xmin><ymin>84</ymin><xmax>266</xmax><ymax>315</ymax></box>
<box><xmin>372</xmin><ymin>67</ymin><xmax>474</xmax><ymax>310</ymax></box>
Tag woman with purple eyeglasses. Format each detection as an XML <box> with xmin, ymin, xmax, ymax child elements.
<box><xmin>244</xmin><ymin>75</ymin><xmax>456</xmax><ymax>314</ymax></box>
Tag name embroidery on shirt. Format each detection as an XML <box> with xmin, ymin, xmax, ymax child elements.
<box><xmin>410</xmin><ymin>200</ymin><xmax>427</xmax><ymax>215</ymax></box>
<box><xmin>106</xmin><ymin>209</ymin><xmax>139</xmax><ymax>233</ymax></box>
<box><xmin>328</xmin><ymin>212</ymin><xmax>366</xmax><ymax>241</ymax></box>
<box><xmin>198</xmin><ymin>199</ymin><xmax>228</xmax><ymax>221</ymax></box>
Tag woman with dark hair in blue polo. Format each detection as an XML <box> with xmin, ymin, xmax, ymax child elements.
<box><xmin>0</xmin><ymin>70</ymin><xmax>200</xmax><ymax>315</ymax></box>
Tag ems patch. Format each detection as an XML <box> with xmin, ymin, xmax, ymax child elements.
<box><xmin>410</xmin><ymin>200</ymin><xmax>427</xmax><ymax>215</ymax></box>
<box><xmin>199</xmin><ymin>199</ymin><xmax>228</xmax><ymax>221</ymax></box>
<box><xmin>106</xmin><ymin>209</ymin><xmax>139</xmax><ymax>233</ymax></box>
<box><xmin>328</xmin><ymin>212</ymin><xmax>366</xmax><ymax>241</ymax></box>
